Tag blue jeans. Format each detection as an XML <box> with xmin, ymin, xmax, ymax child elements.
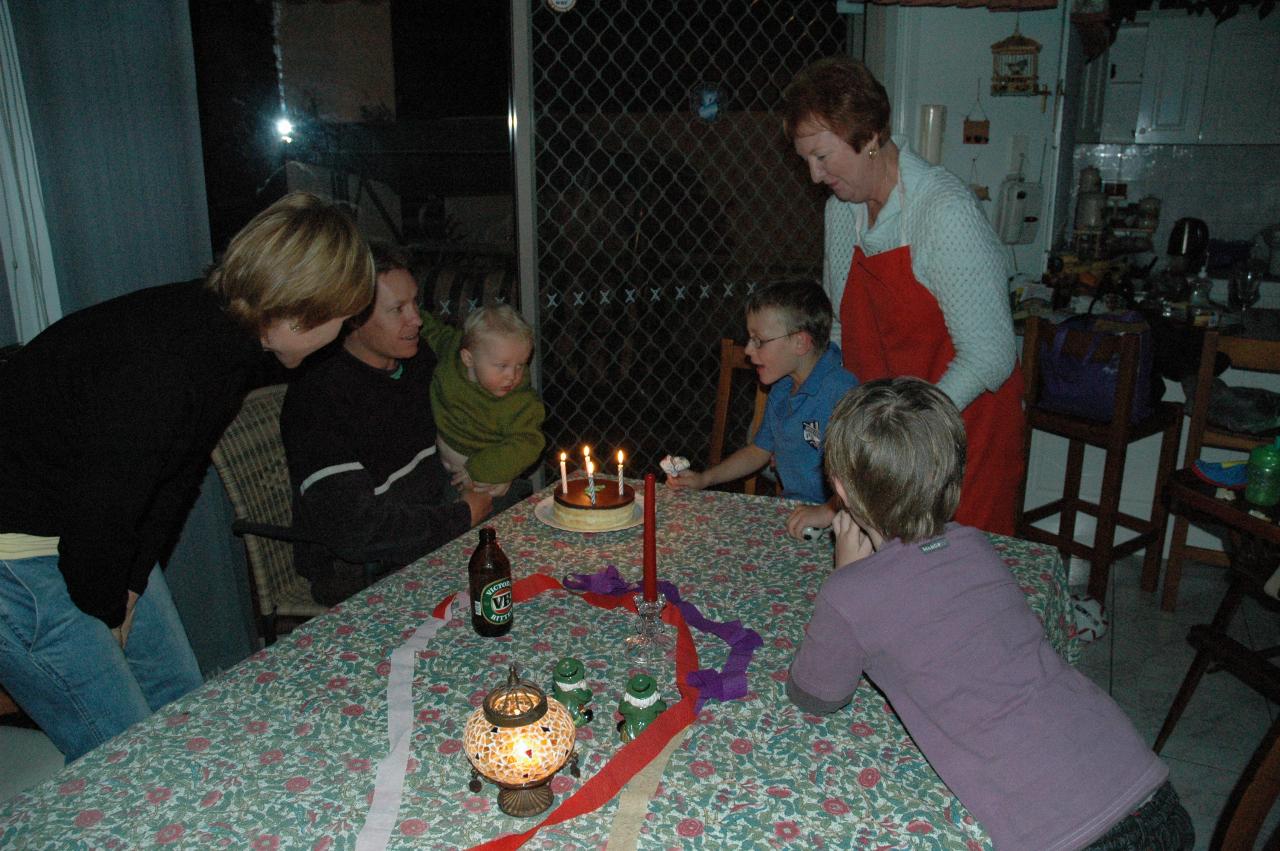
<box><xmin>0</xmin><ymin>558</ymin><xmax>203</xmax><ymax>763</ymax></box>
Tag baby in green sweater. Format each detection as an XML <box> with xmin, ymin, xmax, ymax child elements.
<box><xmin>419</xmin><ymin>304</ymin><xmax>547</xmax><ymax>497</ymax></box>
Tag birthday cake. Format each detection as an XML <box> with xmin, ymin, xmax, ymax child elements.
<box><xmin>553</xmin><ymin>478</ymin><xmax>637</xmax><ymax>531</ymax></box>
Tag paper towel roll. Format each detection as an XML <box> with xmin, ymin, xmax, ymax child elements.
<box><xmin>918</xmin><ymin>104</ymin><xmax>946</xmax><ymax>166</ymax></box>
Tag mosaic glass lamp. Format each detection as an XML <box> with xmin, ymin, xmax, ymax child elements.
<box><xmin>463</xmin><ymin>666</ymin><xmax>578</xmax><ymax>817</ymax></box>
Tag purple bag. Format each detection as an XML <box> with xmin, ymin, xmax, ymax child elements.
<box><xmin>1038</xmin><ymin>311</ymin><xmax>1154</xmax><ymax>424</ymax></box>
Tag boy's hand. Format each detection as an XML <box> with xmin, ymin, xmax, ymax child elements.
<box><xmin>665</xmin><ymin>470</ymin><xmax>706</xmax><ymax>490</ymax></box>
<box><xmin>449</xmin><ymin>469</ymin><xmax>475</xmax><ymax>490</ymax></box>
<box><xmin>786</xmin><ymin>502</ymin><xmax>836</xmax><ymax>540</ymax></box>
<box><xmin>832</xmin><ymin>511</ymin><xmax>876</xmax><ymax>567</ymax></box>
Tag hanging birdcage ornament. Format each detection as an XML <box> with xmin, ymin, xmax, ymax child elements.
<box><xmin>990</xmin><ymin>23</ymin><xmax>1048</xmax><ymax>98</ymax></box>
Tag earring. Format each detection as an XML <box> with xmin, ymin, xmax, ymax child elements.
<box><xmin>288</xmin><ymin>320</ymin><xmax>302</xmax><ymax>333</ymax></box>
<box><xmin>867</xmin><ymin>147</ymin><xmax>878</xmax><ymax>159</ymax></box>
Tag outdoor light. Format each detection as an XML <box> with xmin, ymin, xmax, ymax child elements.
<box><xmin>463</xmin><ymin>666</ymin><xmax>578</xmax><ymax>817</ymax></box>
<box><xmin>275</xmin><ymin>116</ymin><xmax>294</xmax><ymax>144</ymax></box>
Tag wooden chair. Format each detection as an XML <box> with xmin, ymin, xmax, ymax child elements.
<box><xmin>210</xmin><ymin>384</ymin><xmax>326</xmax><ymax>644</ymax></box>
<box><xmin>1160</xmin><ymin>329</ymin><xmax>1280</xmax><ymax>610</ymax></box>
<box><xmin>1015</xmin><ymin>316</ymin><xmax>1184</xmax><ymax>602</ymax></box>
<box><xmin>709</xmin><ymin>338</ymin><xmax>770</xmax><ymax>495</ymax></box>
<box><xmin>1153</xmin><ymin>472</ymin><xmax>1280</xmax><ymax>848</ymax></box>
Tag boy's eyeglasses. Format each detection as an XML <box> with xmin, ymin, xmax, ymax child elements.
<box><xmin>744</xmin><ymin>331</ymin><xmax>797</xmax><ymax>350</ymax></box>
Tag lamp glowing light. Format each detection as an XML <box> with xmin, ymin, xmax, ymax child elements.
<box><xmin>275</xmin><ymin>117</ymin><xmax>295</xmax><ymax>144</ymax></box>
<box><xmin>463</xmin><ymin>666</ymin><xmax>578</xmax><ymax>817</ymax></box>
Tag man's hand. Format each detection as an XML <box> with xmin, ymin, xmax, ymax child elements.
<box><xmin>471</xmin><ymin>480</ymin><xmax>513</xmax><ymax>497</ymax></box>
<box><xmin>786</xmin><ymin>501</ymin><xmax>837</xmax><ymax>540</ymax></box>
<box><xmin>110</xmin><ymin>591</ymin><xmax>141</xmax><ymax>650</ymax></box>
<box><xmin>460</xmin><ymin>488</ymin><xmax>494</xmax><ymax>526</ymax></box>
<box><xmin>832</xmin><ymin>511</ymin><xmax>877</xmax><ymax>568</ymax></box>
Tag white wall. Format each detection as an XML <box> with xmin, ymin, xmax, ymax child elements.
<box><xmin>868</xmin><ymin>4</ymin><xmax>1066</xmax><ymax>277</ymax></box>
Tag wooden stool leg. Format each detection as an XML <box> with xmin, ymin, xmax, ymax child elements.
<box><xmin>1086</xmin><ymin>444</ymin><xmax>1127</xmax><ymax>602</ymax></box>
<box><xmin>1142</xmin><ymin>419</ymin><xmax>1181</xmax><ymax>595</ymax></box>
<box><xmin>1059</xmin><ymin>440</ymin><xmax>1086</xmax><ymax>567</ymax></box>
<box><xmin>1154</xmin><ymin>578</ymin><xmax>1246</xmax><ymax>753</ymax></box>
<box><xmin>1162</xmin><ymin>514</ymin><xmax>1193</xmax><ymax>612</ymax></box>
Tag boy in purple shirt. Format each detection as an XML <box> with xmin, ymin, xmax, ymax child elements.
<box><xmin>787</xmin><ymin>378</ymin><xmax>1193</xmax><ymax>850</ymax></box>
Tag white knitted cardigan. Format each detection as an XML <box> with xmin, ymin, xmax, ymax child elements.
<box><xmin>822</xmin><ymin>138</ymin><xmax>1016</xmax><ymax>410</ymax></box>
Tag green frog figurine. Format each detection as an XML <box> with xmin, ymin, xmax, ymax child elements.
<box><xmin>616</xmin><ymin>673</ymin><xmax>666</xmax><ymax>742</ymax></box>
<box><xmin>551</xmin><ymin>657</ymin><xmax>594</xmax><ymax>726</ymax></box>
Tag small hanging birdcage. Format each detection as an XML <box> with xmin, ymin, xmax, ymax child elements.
<box><xmin>990</xmin><ymin>26</ymin><xmax>1044</xmax><ymax>96</ymax></box>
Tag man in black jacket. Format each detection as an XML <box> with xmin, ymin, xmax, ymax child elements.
<box><xmin>281</xmin><ymin>242</ymin><xmax>491</xmax><ymax>606</ymax></box>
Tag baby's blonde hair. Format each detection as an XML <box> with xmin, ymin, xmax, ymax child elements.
<box><xmin>461</xmin><ymin>304</ymin><xmax>534</xmax><ymax>352</ymax></box>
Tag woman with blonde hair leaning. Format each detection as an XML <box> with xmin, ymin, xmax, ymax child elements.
<box><xmin>0</xmin><ymin>192</ymin><xmax>372</xmax><ymax>762</ymax></box>
<box><xmin>781</xmin><ymin>58</ymin><xmax>1025</xmax><ymax>538</ymax></box>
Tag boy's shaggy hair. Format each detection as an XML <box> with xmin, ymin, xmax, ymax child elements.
<box><xmin>824</xmin><ymin>377</ymin><xmax>967</xmax><ymax>543</ymax></box>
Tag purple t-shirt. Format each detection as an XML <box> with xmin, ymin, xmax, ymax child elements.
<box><xmin>788</xmin><ymin>524</ymin><xmax>1165</xmax><ymax>850</ymax></box>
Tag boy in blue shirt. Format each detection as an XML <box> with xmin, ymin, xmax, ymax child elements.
<box><xmin>667</xmin><ymin>280</ymin><xmax>857</xmax><ymax>534</ymax></box>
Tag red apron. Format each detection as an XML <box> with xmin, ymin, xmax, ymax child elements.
<box><xmin>840</xmin><ymin>244</ymin><xmax>1024</xmax><ymax>535</ymax></box>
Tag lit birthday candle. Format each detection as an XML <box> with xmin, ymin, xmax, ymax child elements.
<box><xmin>586</xmin><ymin>459</ymin><xmax>596</xmax><ymax>504</ymax></box>
<box><xmin>559</xmin><ymin>451</ymin><xmax>569</xmax><ymax>495</ymax></box>
<box><xmin>616</xmin><ymin>450</ymin><xmax>625</xmax><ymax>494</ymax></box>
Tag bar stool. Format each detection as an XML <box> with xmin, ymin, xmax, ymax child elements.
<box><xmin>1015</xmin><ymin>316</ymin><xmax>1183</xmax><ymax>602</ymax></box>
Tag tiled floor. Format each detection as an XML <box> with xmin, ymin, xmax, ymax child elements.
<box><xmin>1077</xmin><ymin>556</ymin><xmax>1280</xmax><ymax>850</ymax></box>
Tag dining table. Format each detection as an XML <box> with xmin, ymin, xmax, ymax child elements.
<box><xmin>0</xmin><ymin>483</ymin><xmax>1076</xmax><ymax>850</ymax></box>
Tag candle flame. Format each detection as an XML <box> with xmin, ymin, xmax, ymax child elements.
<box><xmin>583</xmin><ymin>445</ymin><xmax>591</xmax><ymax>459</ymax></box>
<box><xmin>559</xmin><ymin>451</ymin><xmax>567</xmax><ymax>461</ymax></box>
<box><xmin>587</xmin><ymin>460</ymin><xmax>594</xmax><ymax>476</ymax></box>
<box><xmin>617</xmin><ymin>450</ymin><xmax>624</xmax><ymax>463</ymax></box>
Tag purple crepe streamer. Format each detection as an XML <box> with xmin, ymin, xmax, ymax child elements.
<box><xmin>563</xmin><ymin>566</ymin><xmax>763</xmax><ymax>710</ymax></box>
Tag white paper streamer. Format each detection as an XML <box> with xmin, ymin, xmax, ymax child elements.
<box><xmin>355</xmin><ymin>592</ymin><xmax>466</xmax><ymax>851</ymax></box>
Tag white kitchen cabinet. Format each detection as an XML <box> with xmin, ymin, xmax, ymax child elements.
<box><xmin>1099</xmin><ymin>10</ymin><xmax>1280</xmax><ymax>145</ymax></box>
<box><xmin>1198</xmin><ymin>12</ymin><xmax>1280</xmax><ymax>144</ymax></box>
<box><xmin>1098</xmin><ymin>22</ymin><xmax>1148</xmax><ymax>143</ymax></box>
<box><xmin>1134</xmin><ymin>12</ymin><xmax>1214</xmax><ymax>143</ymax></box>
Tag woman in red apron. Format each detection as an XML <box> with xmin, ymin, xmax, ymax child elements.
<box><xmin>782</xmin><ymin>57</ymin><xmax>1024</xmax><ymax>536</ymax></box>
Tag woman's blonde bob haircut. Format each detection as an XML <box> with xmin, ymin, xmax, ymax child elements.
<box><xmin>824</xmin><ymin>377</ymin><xmax>967</xmax><ymax>543</ymax></box>
<box><xmin>205</xmin><ymin>192</ymin><xmax>374</xmax><ymax>332</ymax></box>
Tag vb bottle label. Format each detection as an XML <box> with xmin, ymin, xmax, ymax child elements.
<box><xmin>475</xmin><ymin>579</ymin><xmax>513</xmax><ymax>625</ymax></box>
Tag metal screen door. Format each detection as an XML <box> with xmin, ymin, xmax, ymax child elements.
<box><xmin>527</xmin><ymin>0</ymin><xmax>847</xmax><ymax>477</ymax></box>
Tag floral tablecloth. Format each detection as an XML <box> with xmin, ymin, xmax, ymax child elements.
<box><xmin>0</xmin><ymin>486</ymin><xmax>1075</xmax><ymax>850</ymax></box>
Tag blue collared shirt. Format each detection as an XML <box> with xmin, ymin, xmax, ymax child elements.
<box><xmin>753</xmin><ymin>343</ymin><xmax>859</xmax><ymax>503</ymax></box>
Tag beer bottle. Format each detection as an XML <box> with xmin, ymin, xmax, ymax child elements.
<box><xmin>468</xmin><ymin>527</ymin><xmax>512</xmax><ymax>637</ymax></box>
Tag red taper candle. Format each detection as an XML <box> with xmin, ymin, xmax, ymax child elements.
<box><xmin>642</xmin><ymin>472</ymin><xmax>658</xmax><ymax>602</ymax></box>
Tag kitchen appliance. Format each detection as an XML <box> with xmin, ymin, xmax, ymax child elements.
<box><xmin>995</xmin><ymin>176</ymin><xmax>1042</xmax><ymax>245</ymax></box>
<box><xmin>1167</xmin><ymin>217</ymin><xmax>1209</xmax><ymax>274</ymax></box>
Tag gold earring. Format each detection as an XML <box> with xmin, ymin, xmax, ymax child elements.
<box><xmin>288</xmin><ymin>320</ymin><xmax>302</xmax><ymax>333</ymax></box>
<box><xmin>868</xmin><ymin>147</ymin><xmax>878</xmax><ymax>158</ymax></box>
